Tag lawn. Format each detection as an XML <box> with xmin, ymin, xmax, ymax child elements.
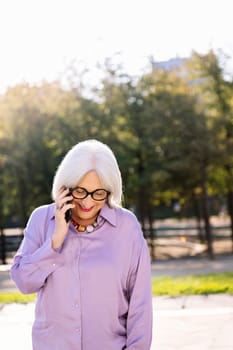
<box><xmin>151</xmin><ymin>272</ymin><xmax>233</xmax><ymax>296</ymax></box>
<box><xmin>0</xmin><ymin>272</ymin><xmax>233</xmax><ymax>303</ymax></box>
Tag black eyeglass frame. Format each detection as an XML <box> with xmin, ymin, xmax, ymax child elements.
<box><xmin>70</xmin><ymin>186</ymin><xmax>110</xmax><ymax>201</ymax></box>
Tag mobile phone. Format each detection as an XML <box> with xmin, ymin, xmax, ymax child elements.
<box><xmin>65</xmin><ymin>208</ymin><xmax>72</xmax><ymax>222</ymax></box>
<box><xmin>65</xmin><ymin>190</ymin><xmax>72</xmax><ymax>222</ymax></box>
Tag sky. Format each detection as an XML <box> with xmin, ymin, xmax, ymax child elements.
<box><xmin>0</xmin><ymin>0</ymin><xmax>232</xmax><ymax>93</ymax></box>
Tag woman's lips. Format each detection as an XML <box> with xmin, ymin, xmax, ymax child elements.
<box><xmin>78</xmin><ymin>204</ymin><xmax>94</xmax><ymax>213</ymax></box>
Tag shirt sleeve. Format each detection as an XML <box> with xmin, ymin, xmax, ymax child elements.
<box><xmin>10</xmin><ymin>206</ymin><xmax>65</xmax><ymax>294</ymax></box>
<box><xmin>126</xmin><ymin>238</ymin><xmax>153</xmax><ymax>350</ymax></box>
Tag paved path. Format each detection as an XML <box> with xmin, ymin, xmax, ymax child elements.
<box><xmin>0</xmin><ymin>295</ymin><xmax>233</xmax><ymax>349</ymax></box>
<box><xmin>1</xmin><ymin>255</ymin><xmax>233</xmax><ymax>349</ymax></box>
<box><xmin>151</xmin><ymin>254</ymin><xmax>233</xmax><ymax>277</ymax></box>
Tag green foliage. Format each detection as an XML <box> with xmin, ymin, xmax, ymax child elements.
<box><xmin>0</xmin><ymin>50</ymin><xmax>233</xmax><ymax>232</ymax></box>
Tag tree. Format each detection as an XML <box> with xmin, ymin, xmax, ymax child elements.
<box><xmin>0</xmin><ymin>82</ymin><xmax>86</xmax><ymax>224</ymax></box>
<box><xmin>187</xmin><ymin>50</ymin><xmax>233</xmax><ymax>253</ymax></box>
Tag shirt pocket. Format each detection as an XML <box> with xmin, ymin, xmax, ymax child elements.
<box><xmin>32</xmin><ymin>321</ymin><xmax>56</xmax><ymax>349</ymax></box>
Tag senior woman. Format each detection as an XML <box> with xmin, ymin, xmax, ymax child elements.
<box><xmin>10</xmin><ymin>139</ymin><xmax>153</xmax><ymax>350</ymax></box>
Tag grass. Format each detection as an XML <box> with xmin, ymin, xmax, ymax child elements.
<box><xmin>0</xmin><ymin>292</ymin><xmax>36</xmax><ymax>304</ymax></box>
<box><xmin>0</xmin><ymin>272</ymin><xmax>233</xmax><ymax>303</ymax></box>
<box><xmin>151</xmin><ymin>272</ymin><xmax>233</xmax><ymax>296</ymax></box>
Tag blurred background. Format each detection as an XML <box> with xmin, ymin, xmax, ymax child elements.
<box><xmin>1</xmin><ymin>0</ymin><xmax>233</xmax><ymax>263</ymax></box>
<box><xmin>1</xmin><ymin>2</ymin><xmax>233</xmax><ymax>349</ymax></box>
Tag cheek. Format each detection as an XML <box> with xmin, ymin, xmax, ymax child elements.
<box><xmin>96</xmin><ymin>201</ymin><xmax>106</xmax><ymax>211</ymax></box>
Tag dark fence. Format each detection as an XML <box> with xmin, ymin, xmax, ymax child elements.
<box><xmin>144</xmin><ymin>225</ymin><xmax>232</xmax><ymax>260</ymax></box>
<box><xmin>0</xmin><ymin>229</ymin><xmax>23</xmax><ymax>264</ymax></box>
<box><xmin>0</xmin><ymin>225</ymin><xmax>232</xmax><ymax>264</ymax></box>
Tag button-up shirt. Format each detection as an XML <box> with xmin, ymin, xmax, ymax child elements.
<box><xmin>10</xmin><ymin>203</ymin><xmax>153</xmax><ymax>350</ymax></box>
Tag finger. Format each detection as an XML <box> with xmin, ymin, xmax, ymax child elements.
<box><xmin>56</xmin><ymin>189</ymin><xmax>72</xmax><ymax>208</ymax></box>
<box><xmin>61</xmin><ymin>202</ymin><xmax>75</xmax><ymax>212</ymax></box>
<box><xmin>58</xmin><ymin>187</ymin><xmax>70</xmax><ymax>198</ymax></box>
<box><xmin>56</xmin><ymin>196</ymin><xmax>74</xmax><ymax>211</ymax></box>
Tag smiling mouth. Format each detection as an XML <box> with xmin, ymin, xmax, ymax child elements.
<box><xmin>78</xmin><ymin>205</ymin><xmax>94</xmax><ymax>213</ymax></box>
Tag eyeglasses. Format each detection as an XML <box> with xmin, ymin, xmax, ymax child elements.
<box><xmin>71</xmin><ymin>186</ymin><xmax>110</xmax><ymax>201</ymax></box>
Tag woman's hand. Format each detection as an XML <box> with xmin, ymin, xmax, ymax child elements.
<box><xmin>52</xmin><ymin>187</ymin><xmax>75</xmax><ymax>249</ymax></box>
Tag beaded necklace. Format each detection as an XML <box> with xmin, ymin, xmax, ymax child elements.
<box><xmin>70</xmin><ymin>217</ymin><xmax>98</xmax><ymax>233</ymax></box>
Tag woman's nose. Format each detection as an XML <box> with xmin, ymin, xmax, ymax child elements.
<box><xmin>81</xmin><ymin>195</ymin><xmax>93</xmax><ymax>206</ymax></box>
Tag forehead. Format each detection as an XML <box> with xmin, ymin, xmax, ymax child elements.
<box><xmin>77</xmin><ymin>170</ymin><xmax>103</xmax><ymax>190</ymax></box>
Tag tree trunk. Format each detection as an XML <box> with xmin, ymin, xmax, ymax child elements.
<box><xmin>136</xmin><ymin>150</ymin><xmax>147</xmax><ymax>235</ymax></box>
<box><xmin>148</xmin><ymin>207</ymin><xmax>156</xmax><ymax>261</ymax></box>
<box><xmin>226</xmin><ymin>190</ymin><xmax>233</xmax><ymax>253</ymax></box>
<box><xmin>0</xmin><ymin>227</ymin><xmax>6</xmax><ymax>264</ymax></box>
<box><xmin>17</xmin><ymin>174</ymin><xmax>28</xmax><ymax>227</ymax></box>
<box><xmin>201</xmin><ymin>167</ymin><xmax>214</xmax><ymax>259</ymax></box>
<box><xmin>138</xmin><ymin>194</ymin><xmax>146</xmax><ymax>232</ymax></box>
<box><xmin>192</xmin><ymin>193</ymin><xmax>205</xmax><ymax>243</ymax></box>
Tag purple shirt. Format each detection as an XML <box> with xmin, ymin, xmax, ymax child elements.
<box><xmin>10</xmin><ymin>203</ymin><xmax>153</xmax><ymax>350</ymax></box>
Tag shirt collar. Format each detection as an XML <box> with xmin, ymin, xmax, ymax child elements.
<box><xmin>99</xmin><ymin>203</ymin><xmax>117</xmax><ymax>227</ymax></box>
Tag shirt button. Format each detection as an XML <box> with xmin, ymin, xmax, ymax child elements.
<box><xmin>75</xmin><ymin>304</ymin><xmax>79</xmax><ymax>308</ymax></box>
<box><xmin>75</xmin><ymin>327</ymin><xmax>80</xmax><ymax>332</ymax></box>
<box><xmin>52</xmin><ymin>263</ymin><xmax>56</xmax><ymax>267</ymax></box>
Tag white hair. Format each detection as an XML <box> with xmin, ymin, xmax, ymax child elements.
<box><xmin>51</xmin><ymin>139</ymin><xmax>123</xmax><ymax>208</ymax></box>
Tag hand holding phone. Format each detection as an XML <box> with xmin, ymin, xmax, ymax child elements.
<box><xmin>65</xmin><ymin>208</ymin><xmax>72</xmax><ymax>222</ymax></box>
<box><xmin>65</xmin><ymin>190</ymin><xmax>72</xmax><ymax>222</ymax></box>
<box><xmin>52</xmin><ymin>189</ymin><xmax>74</xmax><ymax>249</ymax></box>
